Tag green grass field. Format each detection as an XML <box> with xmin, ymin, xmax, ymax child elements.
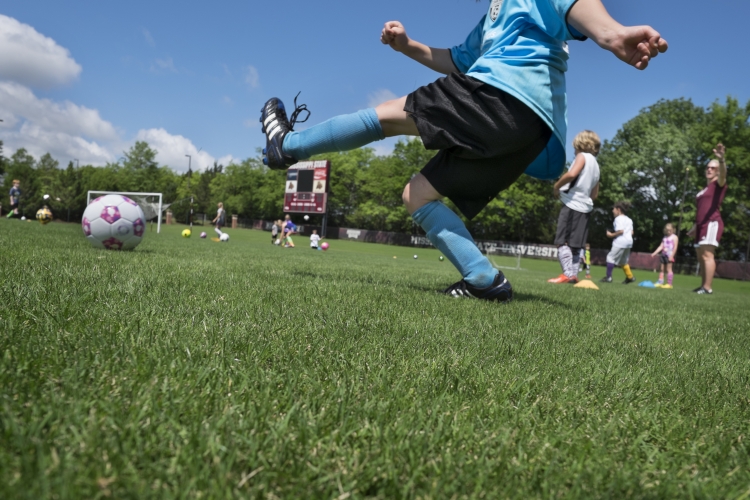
<box><xmin>2</xmin><ymin>219</ymin><xmax>749</xmax><ymax>499</ymax></box>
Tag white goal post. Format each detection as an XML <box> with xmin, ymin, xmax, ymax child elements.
<box><xmin>87</xmin><ymin>191</ymin><xmax>164</xmax><ymax>234</ymax></box>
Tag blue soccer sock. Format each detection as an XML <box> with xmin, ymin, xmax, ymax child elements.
<box><xmin>282</xmin><ymin>108</ymin><xmax>385</xmax><ymax>159</ymax></box>
<box><xmin>412</xmin><ymin>201</ymin><xmax>497</xmax><ymax>288</ymax></box>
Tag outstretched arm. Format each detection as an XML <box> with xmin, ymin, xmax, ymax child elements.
<box><xmin>381</xmin><ymin>21</ymin><xmax>458</xmax><ymax>75</ymax></box>
<box><xmin>568</xmin><ymin>0</ymin><xmax>668</xmax><ymax>70</ymax></box>
<box><xmin>713</xmin><ymin>143</ymin><xmax>727</xmax><ymax>187</ymax></box>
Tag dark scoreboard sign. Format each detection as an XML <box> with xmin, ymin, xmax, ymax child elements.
<box><xmin>283</xmin><ymin>160</ymin><xmax>330</xmax><ymax>214</ymax></box>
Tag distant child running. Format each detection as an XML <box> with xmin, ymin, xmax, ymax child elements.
<box><xmin>601</xmin><ymin>201</ymin><xmax>636</xmax><ymax>284</ymax></box>
<box><xmin>259</xmin><ymin>0</ymin><xmax>667</xmax><ymax>302</ymax></box>
<box><xmin>7</xmin><ymin>180</ymin><xmax>21</xmax><ymax>218</ymax></box>
<box><xmin>282</xmin><ymin>215</ymin><xmax>297</xmax><ymax>248</ymax></box>
<box><xmin>310</xmin><ymin>229</ymin><xmax>321</xmax><ymax>250</ymax></box>
<box><xmin>271</xmin><ymin>220</ymin><xmax>279</xmax><ymax>244</ymax></box>
<box><xmin>651</xmin><ymin>223</ymin><xmax>678</xmax><ymax>288</ymax></box>
<box><xmin>212</xmin><ymin>202</ymin><xmax>225</xmax><ymax>238</ymax></box>
<box><xmin>580</xmin><ymin>243</ymin><xmax>592</xmax><ymax>279</ymax></box>
<box><xmin>548</xmin><ymin>130</ymin><xmax>600</xmax><ymax>284</ymax></box>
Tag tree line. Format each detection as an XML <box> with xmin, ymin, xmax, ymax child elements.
<box><xmin>1</xmin><ymin>97</ymin><xmax>748</xmax><ymax>260</ymax></box>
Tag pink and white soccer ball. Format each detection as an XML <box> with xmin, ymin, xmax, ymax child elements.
<box><xmin>81</xmin><ymin>195</ymin><xmax>146</xmax><ymax>250</ymax></box>
<box><xmin>200</xmin><ymin>232</ymin><xmax>207</xmax><ymax>239</ymax></box>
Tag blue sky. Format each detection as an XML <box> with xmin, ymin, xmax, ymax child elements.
<box><xmin>1</xmin><ymin>0</ymin><xmax>748</xmax><ymax>172</ymax></box>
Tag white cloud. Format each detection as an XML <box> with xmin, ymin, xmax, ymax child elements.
<box><xmin>367</xmin><ymin>88</ymin><xmax>398</xmax><ymax>108</ymax></box>
<box><xmin>0</xmin><ymin>14</ymin><xmax>81</xmax><ymax>88</ymax></box>
<box><xmin>243</xmin><ymin>119</ymin><xmax>259</xmax><ymax>128</ymax></box>
<box><xmin>142</xmin><ymin>28</ymin><xmax>155</xmax><ymax>47</ymax></box>
<box><xmin>245</xmin><ymin>65</ymin><xmax>259</xmax><ymax>89</ymax></box>
<box><xmin>0</xmin><ymin>81</ymin><xmax>118</xmax><ymax>141</ymax></box>
<box><xmin>0</xmin><ymin>81</ymin><xmax>118</xmax><ymax>164</ymax></box>
<box><xmin>135</xmin><ymin>128</ymin><xmax>222</xmax><ymax>172</ymax></box>
<box><xmin>222</xmin><ymin>95</ymin><xmax>234</xmax><ymax>106</ymax></box>
<box><xmin>0</xmin><ymin>15</ymin><xmax>236</xmax><ymax>170</ymax></box>
<box><xmin>151</xmin><ymin>57</ymin><xmax>177</xmax><ymax>73</ymax></box>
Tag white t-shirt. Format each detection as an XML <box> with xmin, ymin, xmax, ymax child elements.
<box><xmin>559</xmin><ymin>152</ymin><xmax>600</xmax><ymax>213</ymax></box>
<box><xmin>310</xmin><ymin>234</ymin><xmax>321</xmax><ymax>247</ymax></box>
<box><xmin>613</xmin><ymin>214</ymin><xmax>633</xmax><ymax>248</ymax></box>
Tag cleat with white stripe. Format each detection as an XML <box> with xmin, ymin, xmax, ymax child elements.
<box><xmin>443</xmin><ymin>272</ymin><xmax>513</xmax><ymax>303</ymax></box>
<box><xmin>259</xmin><ymin>94</ymin><xmax>310</xmax><ymax>170</ymax></box>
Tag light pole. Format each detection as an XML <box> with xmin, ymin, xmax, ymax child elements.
<box><xmin>185</xmin><ymin>155</ymin><xmax>193</xmax><ymax>231</ymax></box>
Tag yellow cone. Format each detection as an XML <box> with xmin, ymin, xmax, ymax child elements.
<box><xmin>574</xmin><ymin>279</ymin><xmax>599</xmax><ymax>290</ymax></box>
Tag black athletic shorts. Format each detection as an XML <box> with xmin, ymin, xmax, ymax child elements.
<box><xmin>405</xmin><ymin>72</ymin><xmax>551</xmax><ymax>220</ymax></box>
<box><xmin>10</xmin><ymin>203</ymin><xmax>18</xmax><ymax>210</ymax></box>
<box><xmin>659</xmin><ymin>253</ymin><xmax>671</xmax><ymax>265</ymax></box>
<box><xmin>554</xmin><ymin>205</ymin><xmax>590</xmax><ymax>248</ymax></box>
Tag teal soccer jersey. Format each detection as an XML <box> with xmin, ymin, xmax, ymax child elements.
<box><xmin>450</xmin><ymin>0</ymin><xmax>585</xmax><ymax>181</ymax></box>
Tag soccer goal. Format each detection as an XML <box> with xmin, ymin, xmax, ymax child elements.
<box><xmin>490</xmin><ymin>253</ymin><xmax>523</xmax><ymax>271</ymax></box>
<box><xmin>87</xmin><ymin>191</ymin><xmax>165</xmax><ymax>234</ymax></box>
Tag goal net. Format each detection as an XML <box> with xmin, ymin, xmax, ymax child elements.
<box><xmin>87</xmin><ymin>191</ymin><xmax>166</xmax><ymax>234</ymax></box>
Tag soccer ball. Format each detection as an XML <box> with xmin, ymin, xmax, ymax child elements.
<box><xmin>182</xmin><ymin>229</ymin><xmax>191</xmax><ymax>238</ymax></box>
<box><xmin>321</xmin><ymin>242</ymin><xmax>329</xmax><ymax>251</ymax></box>
<box><xmin>81</xmin><ymin>194</ymin><xmax>146</xmax><ymax>250</ymax></box>
<box><xmin>220</xmin><ymin>233</ymin><xmax>230</xmax><ymax>242</ymax></box>
<box><xmin>36</xmin><ymin>206</ymin><xmax>53</xmax><ymax>225</ymax></box>
<box><xmin>413</xmin><ymin>254</ymin><xmax>418</xmax><ymax>259</ymax></box>
<box><xmin>304</xmin><ymin>215</ymin><xmax>310</xmax><ymax>221</ymax></box>
<box><xmin>20</xmin><ymin>216</ymin><xmax>26</xmax><ymax>221</ymax></box>
<box><xmin>200</xmin><ymin>232</ymin><xmax>207</xmax><ymax>239</ymax></box>
<box><xmin>439</xmin><ymin>256</ymin><xmax>444</xmax><ymax>261</ymax></box>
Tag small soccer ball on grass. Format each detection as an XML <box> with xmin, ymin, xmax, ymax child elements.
<box><xmin>413</xmin><ymin>254</ymin><xmax>418</xmax><ymax>259</ymax></box>
<box><xmin>220</xmin><ymin>233</ymin><xmax>230</xmax><ymax>242</ymax></box>
<box><xmin>200</xmin><ymin>232</ymin><xmax>207</xmax><ymax>239</ymax></box>
<box><xmin>182</xmin><ymin>229</ymin><xmax>191</xmax><ymax>238</ymax></box>
<box><xmin>439</xmin><ymin>256</ymin><xmax>444</xmax><ymax>261</ymax></box>
<box><xmin>36</xmin><ymin>207</ymin><xmax>53</xmax><ymax>225</ymax></box>
<box><xmin>321</xmin><ymin>242</ymin><xmax>329</xmax><ymax>251</ymax></box>
<box><xmin>81</xmin><ymin>194</ymin><xmax>146</xmax><ymax>250</ymax></box>
<box><xmin>21</xmin><ymin>216</ymin><xmax>26</xmax><ymax>221</ymax></box>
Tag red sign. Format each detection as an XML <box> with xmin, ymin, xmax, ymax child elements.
<box><xmin>283</xmin><ymin>160</ymin><xmax>330</xmax><ymax>213</ymax></box>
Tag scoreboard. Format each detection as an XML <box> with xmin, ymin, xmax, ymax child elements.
<box><xmin>283</xmin><ymin>160</ymin><xmax>330</xmax><ymax>214</ymax></box>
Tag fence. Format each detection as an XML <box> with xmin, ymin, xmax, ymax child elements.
<box><xmin>240</xmin><ymin>218</ymin><xmax>750</xmax><ymax>281</ymax></box>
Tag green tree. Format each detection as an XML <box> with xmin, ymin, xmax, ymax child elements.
<box><xmin>594</xmin><ymin>99</ymin><xmax>706</xmax><ymax>253</ymax></box>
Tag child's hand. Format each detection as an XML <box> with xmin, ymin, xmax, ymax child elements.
<box><xmin>606</xmin><ymin>231</ymin><xmax>614</xmax><ymax>238</ymax></box>
<box><xmin>381</xmin><ymin>21</ymin><xmax>410</xmax><ymax>52</ymax></box>
<box><xmin>608</xmin><ymin>26</ymin><xmax>668</xmax><ymax>70</ymax></box>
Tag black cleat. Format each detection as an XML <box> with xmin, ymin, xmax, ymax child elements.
<box><xmin>695</xmin><ymin>287</ymin><xmax>713</xmax><ymax>295</ymax></box>
<box><xmin>443</xmin><ymin>272</ymin><xmax>513</xmax><ymax>303</ymax></box>
<box><xmin>599</xmin><ymin>276</ymin><xmax>612</xmax><ymax>283</ymax></box>
<box><xmin>259</xmin><ymin>93</ymin><xmax>310</xmax><ymax>170</ymax></box>
<box><xmin>622</xmin><ymin>277</ymin><xmax>637</xmax><ymax>285</ymax></box>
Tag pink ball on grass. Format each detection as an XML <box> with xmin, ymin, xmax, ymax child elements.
<box><xmin>321</xmin><ymin>242</ymin><xmax>329</xmax><ymax>251</ymax></box>
<box><xmin>200</xmin><ymin>232</ymin><xmax>207</xmax><ymax>238</ymax></box>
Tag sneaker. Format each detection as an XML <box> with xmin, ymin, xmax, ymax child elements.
<box><xmin>692</xmin><ymin>286</ymin><xmax>703</xmax><ymax>292</ymax></box>
<box><xmin>260</xmin><ymin>93</ymin><xmax>310</xmax><ymax>169</ymax></box>
<box><xmin>599</xmin><ymin>276</ymin><xmax>613</xmax><ymax>283</ymax></box>
<box><xmin>695</xmin><ymin>287</ymin><xmax>713</xmax><ymax>294</ymax></box>
<box><xmin>622</xmin><ymin>277</ymin><xmax>637</xmax><ymax>285</ymax></box>
<box><xmin>661</xmin><ymin>284</ymin><xmax>673</xmax><ymax>289</ymax></box>
<box><xmin>655</xmin><ymin>280</ymin><xmax>664</xmax><ymax>286</ymax></box>
<box><xmin>585</xmin><ymin>274</ymin><xmax>591</xmax><ymax>279</ymax></box>
<box><xmin>444</xmin><ymin>272</ymin><xmax>513</xmax><ymax>303</ymax></box>
<box><xmin>547</xmin><ymin>274</ymin><xmax>573</xmax><ymax>284</ymax></box>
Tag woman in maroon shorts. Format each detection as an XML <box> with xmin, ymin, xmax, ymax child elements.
<box><xmin>687</xmin><ymin>143</ymin><xmax>727</xmax><ymax>295</ymax></box>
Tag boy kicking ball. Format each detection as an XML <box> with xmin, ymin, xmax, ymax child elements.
<box><xmin>260</xmin><ymin>0</ymin><xmax>667</xmax><ymax>302</ymax></box>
